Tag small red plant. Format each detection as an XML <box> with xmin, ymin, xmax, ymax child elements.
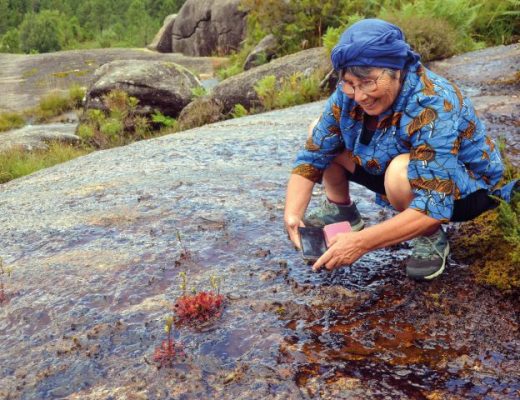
<box><xmin>152</xmin><ymin>317</ymin><xmax>184</xmax><ymax>368</ymax></box>
<box><xmin>173</xmin><ymin>290</ymin><xmax>225</xmax><ymax>324</ymax></box>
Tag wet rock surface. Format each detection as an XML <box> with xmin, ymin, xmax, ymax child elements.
<box><xmin>0</xmin><ymin>45</ymin><xmax>519</xmax><ymax>399</ymax></box>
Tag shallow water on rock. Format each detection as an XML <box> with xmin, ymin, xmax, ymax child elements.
<box><xmin>1</xmin><ymin>58</ymin><xmax>519</xmax><ymax>398</ymax></box>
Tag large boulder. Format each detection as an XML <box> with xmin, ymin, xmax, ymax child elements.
<box><xmin>243</xmin><ymin>34</ymin><xmax>278</xmax><ymax>71</ymax></box>
<box><xmin>211</xmin><ymin>47</ymin><xmax>331</xmax><ymax>113</ymax></box>
<box><xmin>171</xmin><ymin>0</ymin><xmax>247</xmax><ymax>56</ymax></box>
<box><xmin>85</xmin><ymin>60</ymin><xmax>202</xmax><ymax>118</ymax></box>
<box><xmin>0</xmin><ymin>123</ymin><xmax>79</xmax><ymax>154</ymax></box>
<box><xmin>147</xmin><ymin>14</ymin><xmax>177</xmax><ymax>53</ymax></box>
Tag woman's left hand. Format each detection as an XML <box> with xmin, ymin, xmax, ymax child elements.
<box><xmin>312</xmin><ymin>231</ymin><xmax>368</xmax><ymax>272</ymax></box>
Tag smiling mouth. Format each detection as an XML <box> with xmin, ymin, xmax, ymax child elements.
<box><xmin>361</xmin><ymin>100</ymin><xmax>377</xmax><ymax>109</ymax></box>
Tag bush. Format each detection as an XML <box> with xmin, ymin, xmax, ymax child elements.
<box><xmin>231</xmin><ymin>104</ymin><xmax>248</xmax><ymax>118</ymax></box>
<box><xmin>78</xmin><ymin>89</ymin><xmax>155</xmax><ymax>149</ymax></box>
<box><xmin>378</xmin><ymin>0</ymin><xmax>481</xmax><ymax>57</ymax></box>
<box><xmin>471</xmin><ymin>0</ymin><xmax>520</xmax><ymax>45</ymax></box>
<box><xmin>254</xmin><ymin>71</ymin><xmax>324</xmax><ymax>111</ymax></box>
<box><xmin>0</xmin><ymin>112</ymin><xmax>25</xmax><ymax>132</ymax></box>
<box><xmin>191</xmin><ymin>86</ymin><xmax>207</xmax><ymax>98</ymax></box>
<box><xmin>381</xmin><ymin>14</ymin><xmax>460</xmax><ymax>62</ymax></box>
<box><xmin>0</xmin><ymin>28</ymin><xmax>21</xmax><ymax>53</ymax></box>
<box><xmin>68</xmin><ymin>85</ymin><xmax>86</xmax><ymax>108</ymax></box>
<box><xmin>151</xmin><ymin>111</ymin><xmax>177</xmax><ymax>128</ymax></box>
<box><xmin>19</xmin><ymin>11</ymin><xmax>63</xmax><ymax>53</ymax></box>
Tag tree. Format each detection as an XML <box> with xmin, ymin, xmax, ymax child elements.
<box><xmin>19</xmin><ymin>11</ymin><xmax>62</xmax><ymax>53</ymax></box>
<box><xmin>125</xmin><ymin>0</ymin><xmax>156</xmax><ymax>46</ymax></box>
<box><xmin>0</xmin><ymin>28</ymin><xmax>21</xmax><ymax>53</ymax></box>
<box><xmin>0</xmin><ymin>0</ymin><xmax>9</xmax><ymax>35</ymax></box>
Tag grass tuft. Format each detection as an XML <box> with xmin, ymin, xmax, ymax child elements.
<box><xmin>0</xmin><ymin>143</ymin><xmax>89</xmax><ymax>184</ymax></box>
<box><xmin>0</xmin><ymin>112</ymin><xmax>25</xmax><ymax>132</ymax></box>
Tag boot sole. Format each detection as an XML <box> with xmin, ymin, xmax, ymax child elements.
<box><xmin>350</xmin><ymin>219</ymin><xmax>365</xmax><ymax>232</ymax></box>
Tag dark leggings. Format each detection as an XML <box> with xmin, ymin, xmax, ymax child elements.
<box><xmin>346</xmin><ymin>166</ymin><xmax>497</xmax><ymax>222</ymax></box>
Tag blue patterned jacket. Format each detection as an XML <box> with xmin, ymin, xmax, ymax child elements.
<box><xmin>292</xmin><ymin>62</ymin><xmax>504</xmax><ymax>222</ymax></box>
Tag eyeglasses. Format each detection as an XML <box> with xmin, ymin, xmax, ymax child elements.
<box><xmin>339</xmin><ymin>70</ymin><xmax>387</xmax><ymax>96</ymax></box>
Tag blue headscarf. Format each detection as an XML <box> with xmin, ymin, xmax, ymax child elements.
<box><xmin>331</xmin><ymin>19</ymin><xmax>420</xmax><ymax>71</ymax></box>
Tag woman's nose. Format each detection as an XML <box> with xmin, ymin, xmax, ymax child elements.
<box><xmin>354</xmin><ymin>89</ymin><xmax>368</xmax><ymax>103</ymax></box>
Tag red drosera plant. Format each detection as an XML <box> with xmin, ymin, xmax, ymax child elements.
<box><xmin>152</xmin><ymin>316</ymin><xmax>184</xmax><ymax>368</ymax></box>
<box><xmin>173</xmin><ymin>272</ymin><xmax>225</xmax><ymax>325</ymax></box>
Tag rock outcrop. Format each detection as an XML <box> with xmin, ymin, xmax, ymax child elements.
<box><xmin>147</xmin><ymin>14</ymin><xmax>177</xmax><ymax>53</ymax></box>
<box><xmin>211</xmin><ymin>47</ymin><xmax>330</xmax><ymax>113</ymax></box>
<box><xmin>177</xmin><ymin>97</ymin><xmax>224</xmax><ymax>130</ymax></box>
<box><xmin>0</xmin><ymin>123</ymin><xmax>79</xmax><ymax>153</ymax></box>
<box><xmin>85</xmin><ymin>60</ymin><xmax>202</xmax><ymax>118</ymax></box>
<box><xmin>171</xmin><ymin>0</ymin><xmax>247</xmax><ymax>56</ymax></box>
<box><xmin>0</xmin><ymin>49</ymin><xmax>224</xmax><ymax>113</ymax></box>
<box><xmin>243</xmin><ymin>34</ymin><xmax>278</xmax><ymax>71</ymax></box>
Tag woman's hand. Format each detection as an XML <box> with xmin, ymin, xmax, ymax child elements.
<box><xmin>284</xmin><ymin>214</ymin><xmax>305</xmax><ymax>249</ymax></box>
<box><xmin>312</xmin><ymin>231</ymin><xmax>368</xmax><ymax>272</ymax></box>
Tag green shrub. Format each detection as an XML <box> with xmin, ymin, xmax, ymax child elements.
<box><xmin>79</xmin><ymin>89</ymin><xmax>157</xmax><ymax>148</ymax></box>
<box><xmin>231</xmin><ymin>104</ymin><xmax>248</xmax><ymax>118</ymax></box>
<box><xmin>381</xmin><ymin>14</ymin><xmax>460</xmax><ymax>62</ymax></box>
<box><xmin>378</xmin><ymin>0</ymin><xmax>482</xmax><ymax>56</ymax></box>
<box><xmin>0</xmin><ymin>28</ymin><xmax>21</xmax><ymax>53</ymax></box>
<box><xmin>19</xmin><ymin>11</ymin><xmax>63</xmax><ymax>53</ymax></box>
<box><xmin>191</xmin><ymin>86</ymin><xmax>208</xmax><ymax>98</ymax></box>
<box><xmin>0</xmin><ymin>112</ymin><xmax>25</xmax><ymax>132</ymax></box>
<box><xmin>254</xmin><ymin>75</ymin><xmax>277</xmax><ymax>111</ymax></box>
<box><xmin>100</xmin><ymin>118</ymin><xmax>123</xmax><ymax>138</ymax></box>
<box><xmin>77</xmin><ymin>124</ymin><xmax>94</xmax><ymax>140</ymax></box>
<box><xmin>471</xmin><ymin>0</ymin><xmax>520</xmax><ymax>45</ymax></box>
<box><xmin>134</xmin><ymin>116</ymin><xmax>152</xmax><ymax>139</ymax></box>
<box><xmin>240</xmin><ymin>0</ymin><xmax>379</xmax><ymax>56</ymax></box>
<box><xmin>152</xmin><ymin>111</ymin><xmax>177</xmax><ymax>128</ymax></box>
<box><xmin>322</xmin><ymin>14</ymin><xmax>365</xmax><ymax>56</ymax></box>
<box><xmin>103</xmin><ymin>90</ymin><xmax>132</xmax><ymax>116</ymax></box>
<box><xmin>254</xmin><ymin>71</ymin><xmax>324</xmax><ymax>111</ymax></box>
<box><xmin>68</xmin><ymin>84</ymin><xmax>85</xmax><ymax>108</ymax></box>
<box><xmin>0</xmin><ymin>143</ymin><xmax>89</xmax><ymax>184</ymax></box>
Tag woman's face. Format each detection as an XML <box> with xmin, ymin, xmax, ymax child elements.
<box><xmin>341</xmin><ymin>68</ymin><xmax>402</xmax><ymax>116</ymax></box>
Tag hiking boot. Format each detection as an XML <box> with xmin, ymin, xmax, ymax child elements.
<box><xmin>304</xmin><ymin>200</ymin><xmax>364</xmax><ymax>231</ymax></box>
<box><xmin>406</xmin><ymin>228</ymin><xmax>450</xmax><ymax>280</ymax></box>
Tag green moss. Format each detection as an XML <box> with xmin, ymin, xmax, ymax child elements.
<box><xmin>451</xmin><ymin>151</ymin><xmax>519</xmax><ymax>291</ymax></box>
<box><xmin>21</xmin><ymin>68</ymin><xmax>39</xmax><ymax>79</ymax></box>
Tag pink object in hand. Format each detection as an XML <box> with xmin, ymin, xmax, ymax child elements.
<box><xmin>323</xmin><ymin>221</ymin><xmax>352</xmax><ymax>246</ymax></box>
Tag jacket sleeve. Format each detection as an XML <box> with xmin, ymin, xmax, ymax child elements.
<box><xmin>291</xmin><ymin>87</ymin><xmax>346</xmax><ymax>183</ymax></box>
<box><xmin>405</xmin><ymin>95</ymin><xmax>462</xmax><ymax>222</ymax></box>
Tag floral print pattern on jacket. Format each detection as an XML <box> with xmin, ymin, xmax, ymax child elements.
<box><xmin>292</xmin><ymin>62</ymin><xmax>504</xmax><ymax>222</ymax></box>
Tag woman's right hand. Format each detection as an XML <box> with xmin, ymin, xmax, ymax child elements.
<box><xmin>284</xmin><ymin>214</ymin><xmax>305</xmax><ymax>249</ymax></box>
